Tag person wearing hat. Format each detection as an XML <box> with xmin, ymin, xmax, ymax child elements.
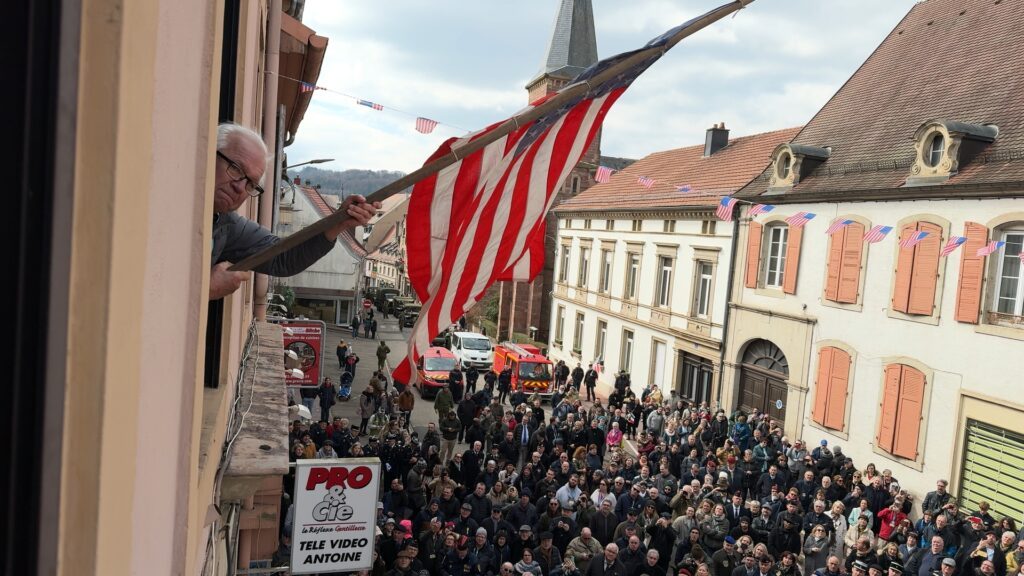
<box><xmin>510</xmin><ymin>525</ymin><xmax>537</xmax><ymax>565</ymax></box>
<box><xmin>533</xmin><ymin>531</ymin><xmax>562</xmax><ymax>576</ymax></box>
<box><xmin>885</xmin><ymin>562</ymin><xmax>905</xmax><ymax>576</ymax></box>
<box><xmin>646</xmin><ymin>512</ymin><xmax>676</xmax><ymax>573</ymax></box>
<box><xmin>453</xmin><ymin>502</ymin><xmax>481</xmax><ymax>539</ymax></box>
<box><xmin>387</xmin><ymin>546</ymin><xmax>417</xmax><ymax>576</ymax></box>
<box><xmin>965</xmin><ymin>530</ymin><xmax>1007</xmax><ymax>576</ymax></box>
<box><xmin>551</xmin><ymin>501</ymin><xmax>577</xmax><ymax>551</ymax></box>
<box><xmin>712</xmin><ymin>535</ymin><xmax>741</xmax><ymax>576</ymax></box>
<box><xmin>470</xmin><ymin>527</ymin><xmax>498</xmax><ymax>575</ymax></box>
<box><xmin>441</xmin><ymin>540</ymin><xmax>479</xmax><ymax>576</ymax></box>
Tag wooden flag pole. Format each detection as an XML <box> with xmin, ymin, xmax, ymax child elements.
<box><xmin>229</xmin><ymin>0</ymin><xmax>753</xmax><ymax>272</ymax></box>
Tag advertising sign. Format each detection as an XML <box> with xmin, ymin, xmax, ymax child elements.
<box><xmin>280</xmin><ymin>319</ymin><xmax>326</xmax><ymax>387</ymax></box>
<box><xmin>291</xmin><ymin>459</ymin><xmax>381</xmax><ymax>574</ymax></box>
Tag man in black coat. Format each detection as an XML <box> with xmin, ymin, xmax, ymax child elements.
<box><xmin>585</xmin><ymin>543</ymin><xmax>628</xmax><ymax>576</ymax></box>
<box><xmin>571</xmin><ymin>363</ymin><xmax>585</xmax><ymax>390</ymax></box>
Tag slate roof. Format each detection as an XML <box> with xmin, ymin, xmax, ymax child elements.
<box><xmin>529</xmin><ymin>0</ymin><xmax>598</xmax><ymax>86</ymax></box>
<box><xmin>555</xmin><ymin>127</ymin><xmax>801</xmax><ymax>213</ymax></box>
<box><xmin>738</xmin><ymin>0</ymin><xmax>1024</xmax><ymax>200</ymax></box>
<box><xmin>296</xmin><ymin>186</ymin><xmax>367</xmax><ymax>257</ymax></box>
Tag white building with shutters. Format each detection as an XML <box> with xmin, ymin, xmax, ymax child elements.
<box><xmin>546</xmin><ymin>125</ymin><xmax>799</xmax><ymax>404</ymax></box>
<box><xmin>722</xmin><ymin>0</ymin><xmax>1024</xmax><ymax>519</ymax></box>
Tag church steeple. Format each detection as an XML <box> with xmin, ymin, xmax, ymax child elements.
<box><xmin>526</xmin><ymin>0</ymin><xmax>598</xmax><ymax>102</ymax></box>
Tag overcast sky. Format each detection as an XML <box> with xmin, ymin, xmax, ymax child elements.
<box><xmin>286</xmin><ymin>0</ymin><xmax>919</xmax><ymax>174</ymax></box>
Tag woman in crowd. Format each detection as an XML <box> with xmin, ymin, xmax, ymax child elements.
<box><xmin>828</xmin><ymin>501</ymin><xmax>849</xmax><ymax>559</ymax></box>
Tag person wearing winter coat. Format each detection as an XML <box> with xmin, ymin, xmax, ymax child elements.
<box><xmin>803</xmin><ymin>525</ymin><xmax>831</xmax><ymax>576</ymax></box>
<box><xmin>702</xmin><ymin>504</ymin><xmax>731</xmax><ymax>552</ymax></box>
<box><xmin>319</xmin><ymin>377</ymin><xmax>337</xmax><ymax>421</ymax></box>
<box><xmin>435</xmin><ymin>383</ymin><xmax>456</xmax><ymax>419</ymax></box>
<box><xmin>377</xmin><ymin>340</ymin><xmax>392</xmax><ymax>371</ymax></box>
<box><xmin>358</xmin><ymin>389</ymin><xmax>376</xmax><ymax>435</ymax></box>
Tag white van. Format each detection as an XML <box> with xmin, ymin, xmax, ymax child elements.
<box><xmin>449</xmin><ymin>331</ymin><xmax>493</xmax><ymax>370</ymax></box>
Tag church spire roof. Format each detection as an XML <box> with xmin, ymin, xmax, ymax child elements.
<box><xmin>530</xmin><ymin>0</ymin><xmax>598</xmax><ymax>86</ymax></box>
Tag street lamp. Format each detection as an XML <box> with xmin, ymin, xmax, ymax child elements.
<box><xmin>286</xmin><ymin>158</ymin><xmax>334</xmax><ymax>169</ymax></box>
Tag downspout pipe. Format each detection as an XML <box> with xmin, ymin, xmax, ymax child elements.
<box><xmin>255</xmin><ymin>0</ymin><xmax>282</xmax><ymax>321</ymax></box>
<box><xmin>716</xmin><ymin>203</ymin><xmax>741</xmax><ymax>410</ymax></box>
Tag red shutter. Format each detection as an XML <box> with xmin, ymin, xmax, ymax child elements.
<box><xmin>877</xmin><ymin>364</ymin><xmax>902</xmax><ymax>452</ymax></box>
<box><xmin>837</xmin><ymin>223</ymin><xmax>865</xmax><ymax>304</ymax></box>
<box><xmin>824</xmin><ymin>229</ymin><xmax>844</xmax><ymax>302</ymax></box>
<box><xmin>824</xmin><ymin>348</ymin><xmax>851</xmax><ymax>430</ymax></box>
<box><xmin>745</xmin><ymin>222</ymin><xmax>762</xmax><ymax>289</ymax></box>
<box><xmin>783</xmin><ymin>224</ymin><xmax>803</xmax><ymax>295</ymax></box>
<box><xmin>892</xmin><ymin>365</ymin><xmax>926</xmax><ymax>460</ymax></box>
<box><xmin>954</xmin><ymin>222</ymin><xmax>989</xmax><ymax>324</ymax></box>
<box><xmin>891</xmin><ymin>224</ymin><xmax>917</xmax><ymax>313</ymax></box>
<box><xmin>907</xmin><ymin>222</ymin><xmax>942</xmax><ymax>315</ymax></box>
<box><xmin>812</xmin><ymin>347</ymin><xmax>833</xmax><ymax>425</ymax></box>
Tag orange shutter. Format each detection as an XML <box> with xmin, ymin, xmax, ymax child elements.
<box><xmin>812</xmin><ymin>347</ymin><xmax>834</xmax><ymax>425</ymax></box>
<box><xmin>892</xmin><ymin>365</ymin><xmax>926</xmax><ymax>460</ymax></box>
<box><xmin>783</xmin><ymin>224</ymin><xmax>803</xmax><ymax>295</ymax></box>
<box><xmin>837</xmin><ymin>223</ymin><xmax>865</xmax><ymax>303</ymax></box>
<box><xmin>745</xmin><ymin>222</ymin><xmax>762</xmax><ymax>289</ymax></box>
<box><xmin>824</xmin><ymin>229</ymin><xmax>844</xmax><ymax>301</ymax></box>
<box><xmin>954</xmin><ymin>222</ymin><xmax>989</xmax><ymax>324</ymax></box>
<box><xmin>891</xmin><ymin>224</ymin><xmax>918</xmax><ymax>313</ymax></box>
<box><xmin>877</xmin><ymin>364</ymin><xmax>902</xmax><ymax>452</ymax></box>
<box><xmin>907</xmin><ymin>222</ymin><xmax>942</xmax><ymax>315</ymax></box>
<box><xmin>824</xmin><ymin>348</ymin><xmax>851</xmax><ymax>430</ymax></box>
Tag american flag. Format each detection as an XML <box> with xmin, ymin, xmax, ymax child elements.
<box><xmin>864</xmin><ymin>225</ymin><xmax>893</xmax><ymax>244</ymax></box>
<box><xmin>976</xmin><ymin>240</ymin><xmax>1005</xmax><ymax>257</ymax></box>
<box><xmin>939</xmin><ymin>236</ymin><xmax>967</xmax><ymax>257</ymax></box>
<box><xmin>415</xmin><ymin>117</ymin><xmax>439</xmax><ymax>134</ymax></box>
<box><xmin>299</xmin><ymin>81</ymin><xmax>320</xmax><ymax>93</ymax></box>
<box><xmin>391</xmin><ymin>4</ymin><xmax>738</xmax><ymax>385</ymax></box>
<box><xmin>748</xmin><ymin>204</ymin><xmax>774</xmax><ymax>217</ymax></box>
<box><xmin>637</xmin><ymin>176</ymin><xmax>655</xmax><ymax>189</ymax></box>
<box><xmin>595</xmin><ymin>166</ymin><xmax>614</xmax><ymax>183</ymax></box>
<box><xmin>825</xmin><ymin>219</ymin><xmax>855</xmax><ymax>235</ymax></box>
<box><xmin>716</xmin><ymin>196</ymin><xmax>739</xmax><ymax>221</ymax></box>
<box><xmin>357</xmin><ymin>99</ymin><xmax>384</xmax><ymax>111</ymax></box>
<box><xmin>898</xmin><ymin>231</ymin><xmax>929</xmax><ymax>249</ymax></box>
<box><xmin>784</xmin><ymin>212</ymin><xmax>816</xmax><ymax>229</ymax></box>
<box><xmin>676</xmin><ymin>184</ymin><xmax>692</xmax><ymax>193</ymax></box>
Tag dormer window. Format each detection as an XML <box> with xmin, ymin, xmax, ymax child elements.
<box><xmin>767</xmin><ymin>143</ymin><xmax>830</xmax><ymax>194</ymax></box>
<box><xmin>778</xmin><ymin>152</ymin><xmax>792</xmax><ymax>179</ymax></box>
<box><xmin>906</xmin><ymin>120</ymin><xmax>997</xmax><ymax>186</ymax></box>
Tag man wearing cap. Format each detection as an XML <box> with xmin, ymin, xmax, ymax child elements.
<box><xmin>470</xmin><ymin>528</ymin><xmax>497</xmax><ymax>576</ymax></box>
<box><xmin>534</xmin><ymin>531</ymin><xmax>563</xmax><ymax>576</ymax></box>
<box><xmin>388</xmin><ymin>547</ymin><xmax>418</xmax><ymax>576</ymax></box>
<box><xmin>441</xmin><ymin>541</ymin><xmax>479</xmax><ymax>576</ymax></box>
<box><xmin>569</xmin><ymin>528</ymin><xmax>604</xmax><ymax>574</ymax></box>
<box><xmin>453</xmin><ymin>502</ymin><xmax>481</xmax><ymax>539</ymax></box>
<box><xmin>712</xmin><ymin>536</ymin><xmax>742</xmax><ymax>576</ymax></box>
<box><xmin>512</xmin><ymin>525</ymin><xmax>537</xmax><ymax>563</ymax></box>
<box><xmin>382</xmin><ymin>518</ymin><xmax>412</xmax><ymax>568</ymax></box>
<box><xmin>966</xmin><ymin>530</ymin><xmax>1006</xmax><ymax>576</ymax></box>
<box><xmin>885</xmin><ymin>562</ymin><xmax>905</xmax><ymax>576</ymax></box>
<box><xmin>552</xmin><ymin>502</ymin><xmax>578</xmax><ymax>550</ymax></box>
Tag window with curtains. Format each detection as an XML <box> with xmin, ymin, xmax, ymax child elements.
<box><xmin>620</xmin><ymin>329</ymin><xmax>634</xmax><ymax>373</ymax></box>
<box><xmin>577</xmin><ymin>247</ymin><xmax>590</xmax><ymax>287</ymax></box>
<box><xmin>655</xmin><ymin>256</ymin><xmax>673</xmax><ymax>307</ymax></box>
<box><xmin>624</xmin><ymin>251</ymin><xmax>641</xmax><ymax>300</ymax></box>
<box><xmin>877</xmin><ymin>363</ymin><xmax>927</xmax><ymax>461</ymax></box>
<box><xmin>573</xmin><ymin>312</ymin><xmax>585</xmax><ymax>354</ymax></box>
<box><xmin>693</xmin><ymin>261</ymin><xmax>713</xmax><ymax>319</ymax></box>
<box><xmin>555</xmin><ymin>306</ymin><xmax>565</xmax><ymax>344</ymax></box>
<box><xmin>994</xmin><ymin>228</ymin><xmax>1024</xmax><ymax>318</ymax></box>
<box><xmin>764</xmin><ymin>225</ymin><xmax>788</xmax><ymax>288</ymax></box>
<box><xmin>599</xmin><ymin>249</ymin><xmax>613</xmax><ymax>293</ymax></box>
<box><xmin>558</xmin><ymin>244</ymin><xmax>570</xmax><ymax>283</ymax></box>
<box><xmin>812</xmin><ymin>346</ymin><xmax>852</xmax><ymax>431</ymax></box>
<box><xmin>892</xmin><ymin>221</ymin><xmax>943</xmax><ymax>316</ymax></box>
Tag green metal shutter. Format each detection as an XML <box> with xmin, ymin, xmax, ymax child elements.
<box><xmin>959</xmin><ymin>419</ymin><xmax>1024</xmax><ymax>521</ymax></box>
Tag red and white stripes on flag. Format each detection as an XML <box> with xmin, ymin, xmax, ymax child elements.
<box><xmin>637</xmin><ymin>176</ymin><xmax>655</xmax><ymax>189</ymax></box>
<box><xmin>976</xmin><ymin>240</ymin><xmax>1005</xmax><ymax>257</ymax></box>
<box><xmin>415</xmin><ymin>117</ymin><xmax>439</xmax><ymax>134</ymax></box>
<box><xmin>939</xmin><ymin>236</ymin><xmax>967</xmax><ymax>257</ymax></box>
<box><xmin>899</xmin><ymin>230</ymin><xmax>929</xmax><ymax>249</ymax></box>
<box><xmin>863</xmin><ymin>225</ymin><xmax>893</xmax><ymax>244</ymax></box>
<box><xmin>716</xmin><ymin>196</ymin><xmax>738</xmax><ymax>221</ymax></box>
<box><xmin>784</xmin><ymin>212</ymin><xmax>816</xmax><ymax>229</ymax></box>
<box><xmin>595</xmin><ymin>166</ymin><xmax>614</xmax><ymax>183</ymax></box>
<box><xmin>747</xmin><ymin>203</ymin><xmax>774</xmax><ymax>217</ymax></box>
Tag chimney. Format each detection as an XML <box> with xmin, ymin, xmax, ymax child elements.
<box><xmin>704</xmin><ymin>122</ymin><xmax>730</xmax><ymax>157</ymax></box>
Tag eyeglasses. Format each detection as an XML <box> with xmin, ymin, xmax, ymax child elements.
<box><xmin>217</xmin><ymin>151</ymin><xmax>265</xmax><ymax>197</ymax></box>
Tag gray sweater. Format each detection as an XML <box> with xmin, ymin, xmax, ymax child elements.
<box><xmin>212</xmin><ymin>211</ymin><xmax>335</xmax><ymax>276</ymax></box>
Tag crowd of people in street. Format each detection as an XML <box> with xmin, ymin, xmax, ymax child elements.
<box><xmin>278</xmin><ymin>323</ymin><xmax>1024</xmax><ymax>576</ymax></box>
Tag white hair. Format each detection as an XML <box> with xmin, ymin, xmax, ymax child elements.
<box><xmin>217</xmin><ymin>122</ymin><xmax>268</xmax><ymax>159</ymax></box>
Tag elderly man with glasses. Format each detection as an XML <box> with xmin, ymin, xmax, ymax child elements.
<box><xmin>209</xmin><ymin>123</ymin><xmax>380</xmax><ymax>300</ymax></box>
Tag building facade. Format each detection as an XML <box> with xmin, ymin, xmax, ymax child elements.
<box><xmin>548</xmin><ymin>126</ymin><xmax>799</xmax><ymax>402</ymax></box>
<box><xmin>724</xmin><ymin>0</ymin><xmax>1024</xmax><ymax>519</ymax></box>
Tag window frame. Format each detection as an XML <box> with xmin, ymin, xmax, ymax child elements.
<box><xmin>888</xmin><ymin>216</ymin><xmax>949</xmax><ymax>326</ymax></box>
<box><xmin>693</xmin><ymin>261</ymin><xmax>714</xmax><ymax>319</ymax></box>
<box><xmin>993</xmin><ymin>227</ymin><xmax>1024</xmax><ymax>317</ymax></box>
<box><xmin>620</xmin><ymin>329</ymin><xmax>634</xmax><ymax>374</ymax></box>
<box><xmin>624</xmin><ymin>251</ymin><xmax>641</xmax><ymax>301</ymax></box>
<box><xmin>558</xmin><ymin>244</ymin><xmax>571</xmax><ymax>283</ymax></box>
<box><xmin>595</xmin><ymin>319</ymin><xmax>607</xmax><ymax>361</ymax></box>
<box><xmin>632</xmin><ymin>219</ymin><xmax>642</xmax><ymax>232</ymax></box>
<box><xmin>599</xmin><ymin>249</ymin><xmax>613</xmax><ymax>293</ymax></box>
<box><xmin>583</xmin><ymin>219</ymin><xmax>592</xmax><ymax>230</ymax></box>
<box><xmin>764</xmin><ymin>224</ymin><xmax>789</xmax><ymax>289</ymax></box>
<box><xmin>874</xmin><ymin>358</ymin><xmax>932</xmax><ymax>468</ymax></box>
<box><xmin>810</xmin><ymin>343</ymin><xmax>855</xmax><ymax>436</ymax></box>
<box><xmin>679</xmin><ymin>352</ymin><xmax>713</xmax><ymax>405</ymax></box>
<box><xmin>572</xmin><ymin>312</ymin><xmax>585</xmax><ymax>354</ymax></box>
<box><xmin>577</xmin><ymin>246</ymin><xmax>590</xmax><ymax>288</ymax></box>
<box><xmin>555</xmin><ymin>305</ymin><xmax>565</xmax><ymax>344</ymax></box>
<box><xmin>663</xmin><ymin>220</ymin><xmax>676</xmax><ymax>233</ymax></box>
<box><xmin>655</xmin><ymin>255</ymin><xmax>674</xmax><ymax>308</ymax></box>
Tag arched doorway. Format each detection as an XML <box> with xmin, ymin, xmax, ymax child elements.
<box><xmin>738</xmin><ymin>339</ymin><xmax>790</xmax><ymax>422</ymax></box>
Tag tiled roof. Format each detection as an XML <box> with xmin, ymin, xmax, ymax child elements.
<box><xmin>529</xmin><ymin>0</ymin><xmax>598</xmax><ymax>86</ymax></box>
<box><xmin>296</xmin><ymin>186</ymin><xmax>367</xmax><ymax>257</ymax></box>
<box><xmin>739</xmin><ymin>0</ymin><xmax>1024</xmax><ymax>199</ymax></box>
<box><xmin>555</xmin><ymin>127</ymin><xmax>800</xmax><ymax>213</ymax></box>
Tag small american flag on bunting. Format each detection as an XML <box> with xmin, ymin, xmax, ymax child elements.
<box><xmin>595</xmin><ymin>166</ymin><xmax>614</xmax><ymax>183</ymax></box>
<box><xmin>976</xmin><ymin>240</ymin><xmax>1005</xmax><ymax>257</ymax></box>
<box><xmin>939</xmin><ymin>236</ymin><xmax>967</xmax><ymax>257</ymax></box>
<box><xmin>825</xmin><ymin>219</ymin><xmax>855</xmax><ymax>235</ymax></box>
<box><xmin>357</xmin><ymin>99</ymin><xmax>384</xmax><ymax>111</ymax></box>
<box><xmin>300</xmin><ymin>81</ymin><xmax>319</xmax><ymax>93</ymax></box>
<box><xmin>637</xmin><ymin>176</ymin><xmax>655</xmax><ymax>189</ymax></box>
<box><xmin>864</xmin><ymin>225</ymin><xmax>893</xmax><ymax>244</ymax></box>
<box><xmin>748</xmin><ymin>204</ymin><xmax>774</xmax><ymax>217</ymax></box>
<box><xmin>898</xmin><ymin>230</ymin><xmax>929</xmax><ymax>249</ymax></box>
<box><xmin>676</xmin><ymin>184</ymin><xmax>692</xmax><ymax>193</ymax></box>
<box><xmin>784</xmin><ymin>212</ymin><xmax>816</xmax><ymax>229</ymax></box>
<box><xmin>716</xmin><ymin>196</ymin><xmax>738</xmax><ymax>221</ymax></box>
<box><xmin>415</xmin><ymin>117</ymin><xmax>439</xmax><ymax>134</ymax></box>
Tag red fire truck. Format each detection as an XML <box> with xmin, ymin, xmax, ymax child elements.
<box><xmin>492</xmin><ymin>342</ymin><xmax>554</xmax><ymax>398</ymax></box>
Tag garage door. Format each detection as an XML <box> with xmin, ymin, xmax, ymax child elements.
<box><xmin>959</xmin><ymin>419</ymin><xmax>1024</xmax><ymax>521</ymax></box>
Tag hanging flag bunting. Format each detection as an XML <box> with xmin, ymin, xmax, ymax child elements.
<box><xmin>716</xmin><ymin>196</ymin><xmax>739</xmax><ymax>221</ymax></box>
<box><xmin>976</xmin><ymin>240</ymin><xmax>1005</xmax><ymax>257</ymax></box>
<box><xmin>864</xmin><ymin>225</ymin><xmax>893</xmax><ymax>244</ymax></box>
<box><xmin>415</xmin><ymin>117</ymin><xmax>439</xmax><ymax>134</ymax></box>
<box><xmin>676</xmin><ymin>184</ymin><xmax>692</xmax><ymax>193</ymax></box>
<box><xmin>595</xmin><ymin>166</ymin><xmax>614</xmax><ymax>183</ymax></box>
<box><xmin>748</xmin><ymin>204</ymin><xmax>774</xmax><ymax>217</ymax></box>
<box><xmin>784</xmin><ymin>212</ymin><xmax>816</xmax><ymax>229</ymax></box>
<box><xmin>825</xmin><ymin>219</ymin><xmax>855</xmax><ymax>235</ymax></box>
<box><xmin>357</xmin><ymin>99</ymin><xmax>384</xmax><ymax>111</ymax></box>
<box><xmin>299</xmin><ymin>81</ymin><xmax>322</xmax><ymax>93</ymax></box>
<box><xmin>939</xmin><ymin>236</ymin><xmax>967</xmax><ymax>257</ymax></box>
<box><xmin>637</xmin><ymin>176</ymin><xmax>655</xmax><ymax>189</ymax></box>
<box><xmin>899</xmin><ymin>231</ymin><xmax>930</xmax><ymax>249</ymax></box>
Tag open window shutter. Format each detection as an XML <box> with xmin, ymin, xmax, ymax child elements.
<box><xmin>892</xmin><ymin>365</ymin><xmax>926</xmax><ymax>460</ymax></box>
<box><xmin>745</xmin><ymin>222</ymin><xmax>762</xmax><ymax>289</ymax></box>
<box><xmin>837</xmin><ymin>223</ymin><xmax>865</xmax><ymax>303</ymax></box>
<box><xmin>812</xmin><ymin>347</ymin><xmax>834</xmax><ymax>426</ymax></box>
<box><xmin>907</xmin><ymin>222</ymin><xmax>942</xmax><ymax>315</ymax></box>
<box><xmin>824</xmin><ymin>348</ymin><xmax>851</xmax><ymax>430</ymax></box>
<box><xmin>877</xmin><ymin>364</ymin><xmax>902</xmax><ymax>452</ymax></box>
<box><xmin>955</xmin><ymin>222</ymin><xmax>989</xmax><ymax>324</ymax></box>
<box><xmin>783</xmin><ymin>224</ymin><xmax>803</xmax><ymax>294</ymax></box>
<box><xmin>824</xmin><ymin>229</ymin><xmax>844</xmax><ymax>301</ymax></box>
<box><xmin>891</xmin><ymin>224</ymin><xmax>918</xmax><ymax>313</ymax></box>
